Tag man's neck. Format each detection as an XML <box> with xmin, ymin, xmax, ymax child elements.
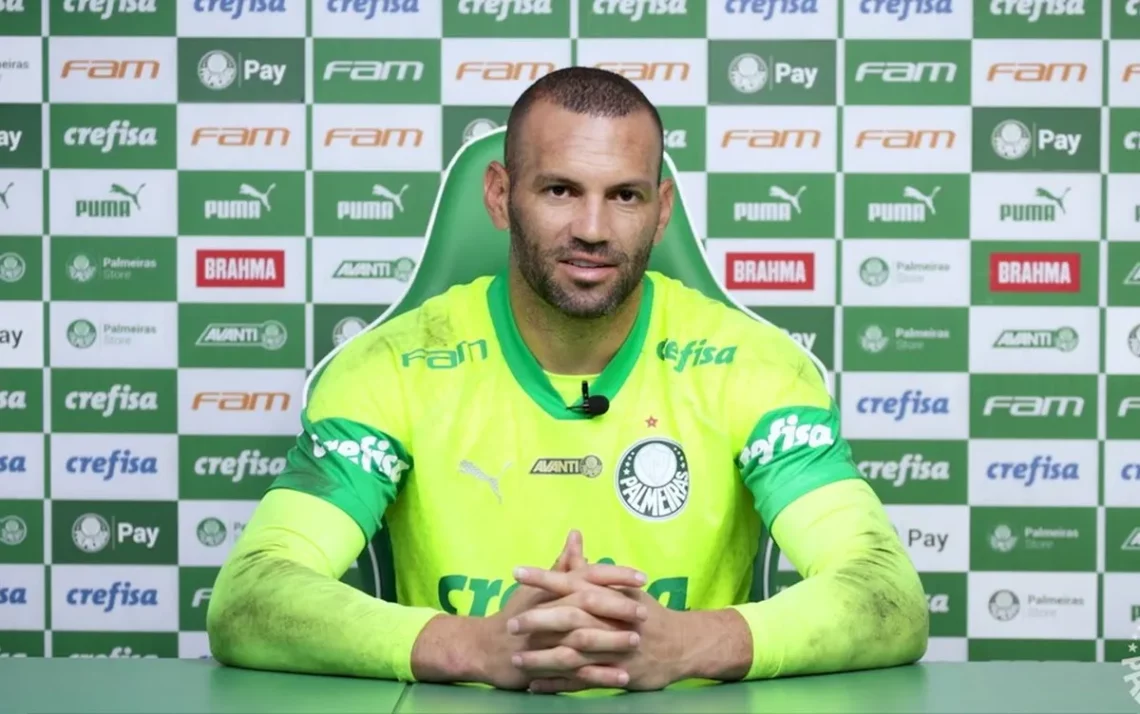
<box><xmin>507</xmin><ymin>269</ymin><xmax>643</xmax><ymax>376</ymax></box>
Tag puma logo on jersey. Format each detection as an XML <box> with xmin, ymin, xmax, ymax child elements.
<box><xmin>311</xmin><ymin>433</ymin><xmax>409</xmax><ymax>484</ymax></box>
<box><xmin>739</xmin><ymin>412</ymin><xmax>835</xmax><ymax>468</ymax></box>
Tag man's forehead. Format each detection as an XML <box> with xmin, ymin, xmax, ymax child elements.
<box><xmin>517</xmin><ymin>103</ymin><xmax>659</xmax><ymax>175</ymax></box>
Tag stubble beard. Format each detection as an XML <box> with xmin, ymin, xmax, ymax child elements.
<box><xmin>508</xmin><ymin>199</ymin><xmax>654</xmax><ymax>320</ymax></box>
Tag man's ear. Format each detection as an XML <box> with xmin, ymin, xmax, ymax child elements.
<box><xmin>484</xmin><ymin>160</ymin><xmax>510</xmax><ymax>231</ymax></box>
<box><xmin>653</xmin><ymin>177</ymin><xmax>675</xmax><ymax>246</ymax></box>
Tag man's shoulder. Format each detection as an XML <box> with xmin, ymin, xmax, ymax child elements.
<box><xmin>312</xmin><ymin>276</ymin><xmax>497</xmax><ymax>388</ymax></box>
<box><xmin>647</xmin><ymin>271</ymin><xmax>818</xmax><ymax>379</ymax></box>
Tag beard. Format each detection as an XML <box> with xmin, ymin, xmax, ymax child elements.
<box><xmin>508</xmin><ymin>199</ymin><xmax>655</xmax><ymax>320</ymax></box>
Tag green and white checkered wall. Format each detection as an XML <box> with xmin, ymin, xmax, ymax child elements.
<box><xmin>1</xmin><ymin>0</ymin><xmax>1139</xmax><ymax>663</ymax></box>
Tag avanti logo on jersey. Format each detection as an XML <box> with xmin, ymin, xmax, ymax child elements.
<box><xmin>987</xmin><ymin>455</ymin><xmax>1079</xmax><ymax>487</ymax></box>
<box><xmin>725</xmin><ymin>251</ymin><xmax>814</xmax><ymax>290</ymax></box>
<box><xmin>65</xmin><ymin>449</ymin><xmax>157</xmax><ymax>482</ymax></box>
<box><xmin>333</xmin><ymin>258</ymin><xmax>416</xmax><ymax>281</ymax></box>
<box><xmin>309</xmin><ymin>427</ymin><xmax>410</xmax><ymax>486</ymax></box>
<box><xmin>195</xmin><ymin>249</ymin><xmax>284</xmax><ymax>288</ymax></box>
<box><xmin>66</xmin><ymin>581</ymin><xmax>158</xmax><ymax>612</ymax></box>
<box><xmin>529</xmin><ymin>455</ymin><xmax>603</xmax><ymax>477</ymax></box>
<box><xmin>656</xmin><ymin>338</ymin><xmax>736</xmax><ymax>372</ymax></box>
<box><xmin>988</xmin><ymin>252</ymin><xmax>1080</xmax><ymax>293</ymax></box>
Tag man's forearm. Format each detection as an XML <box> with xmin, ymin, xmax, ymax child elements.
<box><xmin>207</xmin><ymin>549</ymin><xmax>440</xmax><ymax>681</ymax></box>
<box><xmin>673</xmin><ymin>608</ymin><xmax>753</xmax><ymax>682</ymax></box>
<box><xmin>729</xmin><ymin>552</ymin><xmax>928</xmax><ymax>679</ymax></box>
<box><xmin>409</xmin><ymin>612</ymin><xmax>496</xmax><ymax>683</ymax></box>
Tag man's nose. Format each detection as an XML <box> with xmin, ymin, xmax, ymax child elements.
<box><xmin>571</xmin><ymin>195</ymin><xmax>610</xmax><ymax>243</ymax></box>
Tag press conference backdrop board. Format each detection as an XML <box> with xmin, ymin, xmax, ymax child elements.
<box><xmin>0</xmin><ymin>0</ymin><xmax>1139</xmax><ymax>664</ymax></box>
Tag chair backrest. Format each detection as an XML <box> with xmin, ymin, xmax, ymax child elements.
<box><xmin>335</xmin><ymin>127</ymin><xmax>814</xmax><ymax>605</ymax></box>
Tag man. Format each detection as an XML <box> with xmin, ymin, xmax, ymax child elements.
<box><xmin>207</xmin><ymin>67</ymin><xmax>928</xmax><ymax>693</ymax></box>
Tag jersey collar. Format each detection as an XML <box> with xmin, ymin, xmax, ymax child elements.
<box><xmin>487</xmin><ymin>273</ymin><xmax>654</xmax><ymax>421</ymax></box>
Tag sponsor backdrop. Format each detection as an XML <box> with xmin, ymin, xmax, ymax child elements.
<box><xmin>0</xmin><ymin>0</ymin><xmax>1139</xmax><ymax>665</ymax></box>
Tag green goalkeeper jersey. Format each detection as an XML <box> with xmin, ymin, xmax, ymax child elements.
<box><xmin>268</xmin><ymin>270</ymin><xmax>862</xmax><ymax>616</ymax></box>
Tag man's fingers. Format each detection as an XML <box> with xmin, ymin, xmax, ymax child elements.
<box><xmin>560</xmin><ymin>628</ymin><xmax>640</xmax><ymax>654</ymax></box>
<box><xmin>511</xmin><ymin>647</ymin><xmax>621</xmax><ymax>676</ymax></box>
<box><xmin>567</xmin><ymin>530</ymin><xmax>587</xmax><ymax>571</ymax></box>
<box><xmin>551</xmin><ymin>532</ymin><xmax>574</xmax><ymax>571</ymax></box>
<box><xmin>514</xmin><ymin>564</ymin><xmax>647</xmax><ymax>594</ymax></box>
<box><xmin>528</xmin><ymin>677</ymin><xmax>588</xmax><ymax>694</ymax></box>
<box><xmin>562</xmin><ymin>589</ymin><xmax>648</xmax><ymax>623</ymax></box>
<box><xmin>528</xmin><ymin>667</ymin><xmax>631</xmax><ymax>692</ymax></box>
<box><xmin>508</xmin><ymin>606</ymin><xmax>605</xmax><ymax>636</ymax></box>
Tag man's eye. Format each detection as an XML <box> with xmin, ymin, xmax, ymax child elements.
<box><xmin>617</xmin><ymin>190</ymin><xmax>637</xmax><ymax>202</ymax></box>
<box><xmin>547</xmin><ymin>186</ymin><xmax>569</xmax><ymax>197</ymax></box>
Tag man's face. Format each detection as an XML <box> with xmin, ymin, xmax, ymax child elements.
<box><xmin>504</xmin><ymin>102</ymin><xmax>671</xmax><ymax>319</ymax></box>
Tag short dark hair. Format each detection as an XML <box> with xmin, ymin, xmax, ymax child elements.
<box><xmin>504</xmin><ymin>66</ymin><xmax>664</xmax><ymax>179</ymax></box>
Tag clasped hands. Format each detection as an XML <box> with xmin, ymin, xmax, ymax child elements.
<box><xmin>483</xmin><ymin>529</ymin><xmax>685</xmax><ymax>693</ymax></box>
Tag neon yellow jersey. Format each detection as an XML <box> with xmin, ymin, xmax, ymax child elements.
<box><xmin>268</xmin><ymin>271</ymin><xmax>862</xmax><ymax>617</ymax></box>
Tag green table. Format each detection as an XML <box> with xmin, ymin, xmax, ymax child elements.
<box><xmin>0</xmin><ymin>660</ymin><xmax>1137</xmax><ymax>713</ymax></box>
